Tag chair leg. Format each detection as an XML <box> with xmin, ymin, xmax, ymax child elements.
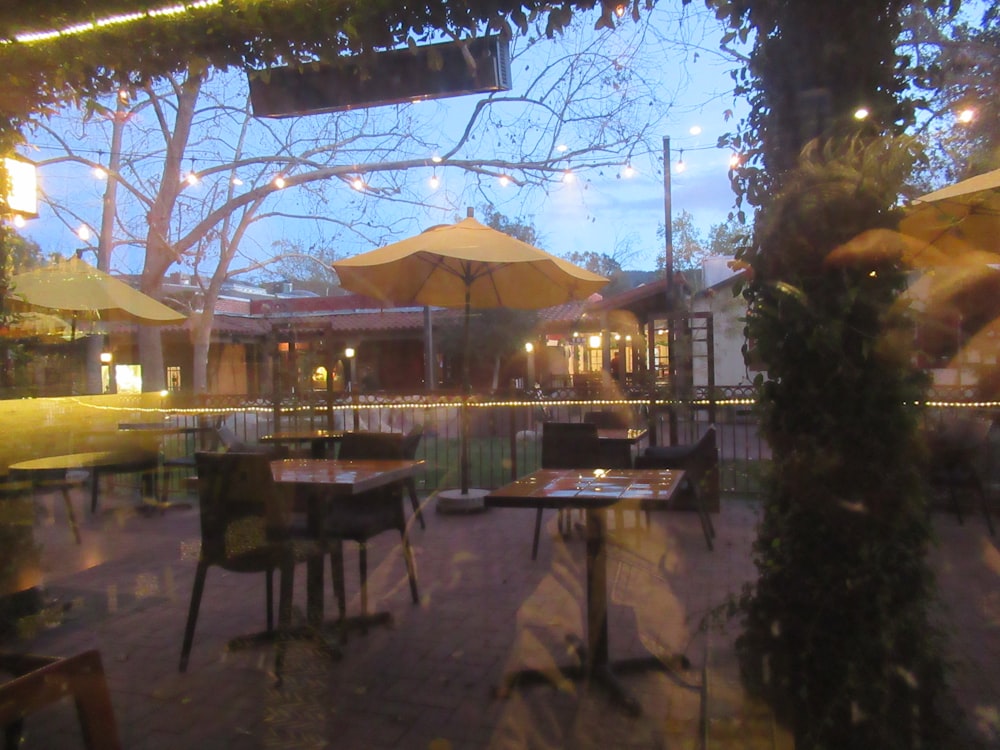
<box><xmin>406</xmin><ymin>478</ymin><xmax>425</xmax><ymax>530</ymax></box>
<box><xmin>274</xmin><ymin>563</ymin><xmax>295</xmax><ymax>686</ymax></box>
<box><xmin>531</xmin><ymin>508</ymin><xmax>544</xmax><ymax>560</ymax></box>
<box><xmin>179</xmin><ymin>562</ymin><xmax>209</xmax><ymax>672</ymax></box>
<box><xmin>329</xmin><ymin>543</ymin><xmax>347</xmax><ymax>621</ymax></box>
<box><xmin>265</xmin><ymin>569</ymin><xmax>274</xmax><ymax>632</ymax></box>
<box><xmin>60</xmin><ymin>487</ymin><xmax>82</xmax><ymax>544</ymax></box>
<box><xmin>399</xmin><ymin>530</ymin><xmax>419</xmax><ymax>604</ymax></box>
<box><xmin>358</xmin><ymin>544</ymin><xmax>369</xmax><ymax>631</ymax></box>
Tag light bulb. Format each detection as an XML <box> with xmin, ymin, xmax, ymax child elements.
<box><xmin>93</xmin><ymin>166</ymin><xmax>108</xmax><ymax>179</ymax></box>
<box><xmin>273</xmin><ymin>176</ymin><xmax>286</xmax><ymax>188</ymax></box>
<box><xmin>622</xmin><ymin>163</ymin><xmax>635</xmax><ymax>178</ymax></box>
<box><xmin>429</xmin><ymin>173</ymin><xmax>440</xmax><ymax>190</ymax></box>
<box><xmin>351</xmin><ymin>177</ymin><xmax>364</xmax><ymax>191</ymax></box>
<box><xmin>854</xmin><ymin>107</ymin><xmax>870</xmax><ymax>120</ymax></box>
<box><xmin>562</xmin><ymin>170</ymin><xmax>575</xmax><ymax>183</ymax></box>
<box><xmin>498</xmin><ymin>175</ymin><xmax>510</xmax><ymax>187</ymax></box>
<box><xmin>77</xmin><ymin>225</ymin><xmax>92</xmax><ymax>241</ymax></box>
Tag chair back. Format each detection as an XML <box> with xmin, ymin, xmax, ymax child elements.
<box><xmin>338</xmin><ymin>431</ymin><xmax>405</xmax><ymax>460</ymax></box>
<box><xmin>401</xmin><ymin>423</ymin><xmax>424</xmax><ymax>460</ymax></box>
<box><xmin>194</xmin><ymin>451</ymin><xmax>291</xmax><ymax>568</ymax></box>
<box><xmin>583</xmin><ymin>410</ymin><xmax>630</xmax><ymax>430</ymax></box>
<box><xmin>541</xmin><ymin>422</ymin><xmax>601</xmax><ymax>469</ymax></box>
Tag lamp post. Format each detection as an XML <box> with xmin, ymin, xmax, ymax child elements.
<box><xmin>662</xmin><ymin>135</ymin><xmax>678</xmax><ymax>445</ymax></box>
<box><xmin>345</xmin><ymin>346</ymin><xmax>359</xmax><ymax>430</ymax></box>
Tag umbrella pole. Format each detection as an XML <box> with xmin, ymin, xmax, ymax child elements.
<box><xmin>460</xmin><ymin>288</ymin><xmax>471</xmax><ymax>495</ymax></box>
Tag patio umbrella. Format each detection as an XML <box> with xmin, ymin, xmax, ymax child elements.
<box><xmin>898</xmin><ymin>167</ymin><xmax>1000</xmax><ymax>260</ymax></box>
<box><xmin>333</xmin><ymin>214</ymin><xmax>608</xmax><ymax>499</ymax></box>
<box><xmin>0</xmin><ymin>311</ymin><xmax>79</xmax><ymax>341</ymax></box>
<box><xmin>6</xmin><ymin>257</ymin><xmax>186</xmax><ymax>326</ymax></box>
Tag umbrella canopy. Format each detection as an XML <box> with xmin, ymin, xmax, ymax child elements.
<box><xmin>898</xmin><ymin>167</ymin><xmax>1000</xmax><ymax>259</ymax></box>
<box><xmin>6</xmin><ymin>257</ymin><xmax>186</xmax><ymax>324</ymax></box>
<box><xmin>333</xmin><ymin>216</ymin><xmax>608</xmax><ymax>310</ymax></box>
<box><xmin>333</xmin><ymin>215</ymin><xmax>608</xmax><ymax>495</ymax></box>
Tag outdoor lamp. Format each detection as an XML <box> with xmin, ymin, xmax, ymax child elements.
<box><xmin>344</xmin><ymin>347</ymin><xmax>355</xmax><ymax>358</ymax></box>
<box><xmin>588</xmin><ymin>335</ymin><xmax>602</xmax><ymax>349</ymax></box>
<box><xmin>524</xmin><ymin>342</ymin><xmax>533</xmax><ymax>353</ymax></box>
<box><xmin>100</xmin><ymin>351</ymin><xmax>113</xmax><ymax>363</ymax></box>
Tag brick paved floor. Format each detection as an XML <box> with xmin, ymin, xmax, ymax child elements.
<box><xmin>4</xmin><ymin>484</ymin><xmax>999</xmax><ymax>749</ymax></box>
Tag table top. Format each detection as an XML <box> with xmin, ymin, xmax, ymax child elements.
<box><xmin>9</xmin><ymin>449</ymin><xmax>158</xmax><ymax>474</ymax></box>
<box><xmin>270</xmin><ymin>458</ymin><xmax>424</xmax><ymax>494</ymax></box>
<box><xmin>260</xmin><ymin>429</ymin><xmax>345</xmax><ymax>444</ymax></box>
<box><xmin>118</xmin><ymin>422</ymin><xmax>210</xmax><ymax>435</ymax></box>
<box><xmin>596</xmin><ymin>428</ymin><xmax>648</xmax><ymax>444</ymax></box>
<box><xmin>485</xmin><ymin>468</ymin><xmax>684</xmax><ymax>511</ymax></box>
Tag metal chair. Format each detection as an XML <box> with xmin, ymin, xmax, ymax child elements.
<box><xmin>325</xmin><ymin>431</ymin><xmax>420</xmax><ymax>625</ymax></box>
<box><xmin>925</xmin><ymin>417</ymin><xmax>995</xmax><ymax>535</ymax></box>
<box><xmin>634</xmin><ymin>425</ymin><xmax>718</xmax><ymax>550</ymax></box>
<box><xmin>179</xmin><ymin>451</ymin><xmax>324</xmax><ymax>676</ymax></box>
<box><xmin>531</xmin><ymin>422</ymin><xmax>602</xmax><ymax>560</ymax></box>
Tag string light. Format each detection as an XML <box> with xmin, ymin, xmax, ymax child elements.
<box><xmin>675</xmin><ymin>150</ymin><xmax>686</xmax><ymax>173</ymax></box>
<box><xmin>498</xmin><ymin>175</ymin><xmax>511</xmax><ymax>187</ymax></box>
<box><xmin>93</xmin><ymin>165</ymin><xmax>108</xmax><ymax>179</ymax></box>
<box><xmin>854</xmin><ymin>107</ymin><xmax>870</xmax><ymax>120</ymax></box>
<box><xmin>622</xmin><ymin>162</ymin><xmax>635</xmax><ymax>178</ymax></box>
<box><xmin>77</xmin><ymin>225</ymin><xmax>92</xmax><ymax>241</ymax></box>
<box><xmin>562</xmin><ymin>169</ymin><xmax>575</xmax><ymax>183</ymax></box>
<box><xmin>273</xmin><ymin>175</ymin><xmax>286</xmax><ymax>189</ymax></box>
<box><xmin>231</xmin><ymin>176</ymin><xmax>243</xmax><ymax>186</ymax></box>
<box><xmin>5</xmin><ymin>0</ymin><xmax>221</xmax><ymax>44</ymax></box>
<box><xmin>350</xmin><ymin>176</ymin><xmax>365</xmax><ymax>191</ymax></box>
<box><xmin>428</xmin><ymin>171</ymin><xmax>440</xmax><ymax>190</ymax></box>
<box><xmin>957</xmin><ymin>108</ymin><xmax>976</xmax><ymax>124</ymax></box>
<box><xmin>556</xmin><ymin>144</ymin><xmax>568</xmax><ymax>153</ymax></box>
<box><xmin>431</xmin><ymin>154</ymin><xmax>443</xmax><ymax>163</ymax></box>
<box><xmin>728</xmin><ymin>153</ymin><xmax>741</xmax><ymax>169</ymax></box>
<box><xmin>689</xmin><ymin>125</ymin><xmax>702</xmax><ymax>136</ymax></box>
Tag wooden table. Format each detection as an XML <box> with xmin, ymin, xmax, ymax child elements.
<box><xmin>260</xmin><ymin>429</ymin><xmax>346</xmax><ymax>458</ymax></box>
<box><xmin>270</xmin><ymin>458</ymin><xmax>425</xmax><ymax>638</ymax></box>
<box><xmin>9</xmin><ymin>450</ymin><xmax>159</xmax><ymax>515</ymax></box>
<box><xmin>486</xmin><ymin>467</ymin><xmax>687</xmax><ymax>715</ymax></box>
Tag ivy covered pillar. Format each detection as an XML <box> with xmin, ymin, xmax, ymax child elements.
<box><xmin>713</xmin><ymin>0</ymin><xmax>954</xmax><ymax>746</ymax></box>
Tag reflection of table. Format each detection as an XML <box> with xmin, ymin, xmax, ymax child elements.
<box><xmin>486</xmin><ymin>467</ymin><xmax>686</xmax><ymax>715</ymax></box>
<box><xmin>596</xmin><ymin>428</ymin><xmax>649</xmax><ymax>468</ymax></box>
<box><xmin>118</xmin><ymin>422</ymin><xmax>213</xmax><ymax>510</ymax></box>
<box><xmin>9</xmin><ymin>450</ymin><xmax>159</xmax><ymax>515</ymax></box>
<box><xmin>260</xmin><ymin>429</ymin><xmax>345</xmax><ymax>459</ymax></box>
<box><xmin>270</xmin><ymin>458</ymin><xmax>425</xmax><ymax>639</ymax></box>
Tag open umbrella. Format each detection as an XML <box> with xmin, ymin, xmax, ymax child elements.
<box><xmin>334</xmin><ymin>214</ymin><xmax>608</xmax><ymax>504</ymax></box>
<box><xmin>898</xmin><ymin>167</ymin><xmax>1000</xmax><ymax>259</ymax></box>
<box><xmin>6</xmin><ymin>257</ymin><xmax>187</xmax><ymax>325</ymax></box>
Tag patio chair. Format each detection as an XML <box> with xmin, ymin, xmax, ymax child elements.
<box><xmin>0</xmin><ymin>649</ymin><xmax>121</xmax><ymax>750</ymax></box>
<box><xmin>325</xmin><ymin>431</ymin><xmax>419</xmax><ymax>626</ymax></box>
<box><xmin>925</xmin><ymin>416</ymin><xmax>995</xmax><ymax>535</ymax></box>
<box><xmin>179</xmin><ymin>451</ymin><xmax>324</xmax><ymax>677</ymax></box>
<box><xmin>531</xmin><ymin>422</ymin><xmax>602</xmax><ymax>560</ymax></box>
<box><xmin>634</xmin><ymin>425</ymin><xmax>718</xmax><ymax>550</ymax></box>
<box><xmin>158</xmin><ymin>422</ymin><xmax>245</xmax><ymax>505</ymax></box>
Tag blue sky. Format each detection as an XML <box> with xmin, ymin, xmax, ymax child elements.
<box><xmin>18</xmin><ymin>5</ymin><xmax>746</xmax><ymax>275</ymax></box>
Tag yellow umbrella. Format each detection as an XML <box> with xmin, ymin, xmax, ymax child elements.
<box><xmin>334</xmin><ymin>215</ymin><xmax>608</xmax><ymax>495</ymax></box>
<box><xmin>898</xmin><ymin>167</ymin><xmax>1000</xmax><ymax>260</ymax></box>
<box><xmin>6</xmin><ymin>257</ymin><xmax>186</xmax><ymax>325</ymax></box>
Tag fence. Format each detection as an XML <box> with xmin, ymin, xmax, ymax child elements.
<box><xmin>159</xmin><ymin>386</ymin><xmax>1000</xmax><ymax>503</ymax></box>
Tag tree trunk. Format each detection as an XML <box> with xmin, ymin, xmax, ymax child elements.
<box><xmin>137</xmin><ymin>327</ymin><xmax>165</xmax><ymax>392</ymax></box>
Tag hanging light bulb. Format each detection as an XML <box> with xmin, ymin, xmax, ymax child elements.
<box><xmin>77</xmin><ymin>225</ymin><xmax>92</xmax><ymax>241</ymax></box>
<box><xmin>622</xmin><ymin>162</ymin><xmax>635</xmax><ymax>179</ymax></box>
<box><xmin>562</xmin><ymin>169</ymin><xmax>575</xmax><ymax>183</ymax></box>
<box><xmin>957</xmin><ymin>108</ymin><xmax>976</xmax><ymax>124</ymax></box>
<box><xmin>689</xmin><ymin>125</ymin><xmax>702</xmax><ymax>136</ymax></box>
<box><xmin>351</xmin><ymin>176</ymin><xmax>365</xmax><ymax>191</ymax></box>
<box><xmin>498</xmin><ymin>175</ymin><xmax>511</xmax><ymax>187</ymax></box>
<box><xmin>12</xmin><ymin>215</ymin><xmax>26</xmax><ymax>228</ymax></box>
<box><xmin>675</xmin><ymin>150</ymin><xmax>686</xmax><ymax>173</ymax></box>
<box><xmin>273</xmin><ymin>175</ymin><xmax>286</xmax><ymax>189</ymax></box>
<box><xmin>93</xmin><ymin>165</ymin><xmax>108</xmax><ymax>179</ymax></box>
<box><xmin>185</xmin><ymin>171</ymin><xmax>200</xmax><ymax>186</ymax></box>
<box><xmin>728</xmin><ymin>153</ymin><xmax>741</xmax><ymax>169</ymax></box>
<box><xmin>429</xmin><ymin>171</ymin><xmax>440</xmax><ymax>190</ymax></box>
<box><xmin>231</xmin><ymin>176</ymin><xmax>243</xmax><ymax>186</ymax></box>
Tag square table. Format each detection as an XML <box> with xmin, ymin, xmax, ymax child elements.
<box><xmin>486</xmin><ymin>467</ymin><xmax>689</xmax><ymax>715</ymax></box>
<box><xmin>270</xmin><ymin>457</ymin><xmax>424</xmax><ymax>636</ymax></box>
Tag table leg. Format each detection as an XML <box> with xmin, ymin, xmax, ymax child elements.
<box><xmin>494</xmin><ymin>505</ymin><xmax>694</xmax><ymax>716</ymax></box>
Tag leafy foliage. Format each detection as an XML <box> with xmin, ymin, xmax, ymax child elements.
<box><xmin>712</xmin><ymin>0</ymin><xmax>956</xmax><ymax>745</ymax></box>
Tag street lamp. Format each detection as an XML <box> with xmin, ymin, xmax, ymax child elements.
<box><xmin>524</xmin><ymin>341</ymin><xmax>535</xmax><ymax>389</ymax></box>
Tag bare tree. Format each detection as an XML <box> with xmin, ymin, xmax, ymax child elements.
<box><xmin>25</xmin><ymin>13</ymin><xmax>720</xmax><ymax>393</ymax></box>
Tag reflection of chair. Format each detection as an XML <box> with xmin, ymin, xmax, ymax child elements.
<box><xmin>401</xmin><ymin>424</ymin><xmax>426</xmax><ymax>530</ymax></box>
<box><xmin>326</xmin><ymin>432</ymin><xmax>419</xmax><ymax>624</ymax></box>
<box><xmin>635</xmin><ymin>425</ymin><xmax>718</xmax><ymax>550</ymax></box>
<box><xmin>179</xmin><ymin>452</ymin><xmax>323</xmax><ymax>676</ymax></box>
<box><xmin>925</xmin><ymin>417</ymin><xmax>995</xmax><ymax>535</ymax></box>
<box><xmin>0</xmin><ymin>649</ymin><xmax>121</xmax><ymax>749</ymax></box>
<box><xmin>531</xmin><ymin>422</ymin><xmax>601</xmax><ymax>560</ymax></box>
<box><xmin>158</xmin><ymin>422</ymin><xmax>244</xmax><ymax>504</ymax></box>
